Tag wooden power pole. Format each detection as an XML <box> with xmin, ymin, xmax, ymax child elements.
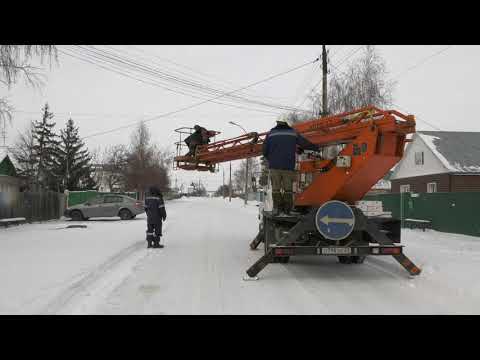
<box><xmin>229</xmin><ymin>162</ymin><xmax>233</xmax><ymax>202</ymax></box>
<box><xmin>322</xmin><ymin>45</ymin><xmax>328</xmax><ymax>117</ymax></box>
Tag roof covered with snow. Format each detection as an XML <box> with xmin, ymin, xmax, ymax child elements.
<box><xmin>418</xmin><ymin>131</ymin><xmax>480</xmax><ymax>173</ymax></box>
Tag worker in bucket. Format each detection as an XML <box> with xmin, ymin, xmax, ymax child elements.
<box><xmin>184</xmin><ymin>125</ymin><xmax>217</xmax><ymax>156</ymax></box>
<box><xmin>184</xmin><ymin>125</ymin><xmax>209</xmax><ymax>156</ymax></box>
<box><xmin>262</xmin><ymin>114</ymin><xmax>320</xmax><ymax>215</ymax></box>
<box><xmin>144</xmin><ymin>186</ymin><xmax>167</xmax><ymax>248</ymax></box>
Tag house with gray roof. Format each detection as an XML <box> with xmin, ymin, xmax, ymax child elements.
<box><xmin>390</xmin><ymin>131</ymin><xmax>480</xmax><ymax>193</ymax></box>
<box><xmin>0</xmin><ymin>148</ymin><xmax>22</xmax><ymax>219</ymax></box>
<box><xmin>0</xmin><ymin>148</ymin><xmax>20</xmax><ymax>192</ymax></box>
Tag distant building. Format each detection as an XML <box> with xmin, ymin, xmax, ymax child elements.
<box><xmin>92</xmin><ymin>164</ymin><xmax>122</xmax><ymax>192</ymax></box>
<box><xmin>390</xmin><ymin>131</ymin><xmax>480</xmax><ymax>193</ymax></box>
<box><xmin>366</xmin><ymin>170</ymin><xmax>392</xmax><ymax>195</ymax></box>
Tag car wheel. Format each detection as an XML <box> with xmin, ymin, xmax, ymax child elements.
<box><xmin>119</xmin><ymin>209</ymin><xmax>133</xmax><ymax>220</ymax></box>
<box><xmin>70</xmin><ymin>210</ymin><xmax>84</xmax><ymax>221</ymax></box>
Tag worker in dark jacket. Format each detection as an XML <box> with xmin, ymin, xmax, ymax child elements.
<box><xmin>144</xmin><ymin>186</ymin><xmax>167</xmax><ymax>248</ymax></box>
<box><xmin>184</xmin><ymin>125</ymin><xmax>211</xmax><ymax>156</ymax></box>
<box><xmin>262</xmin><ymin>115</ymin><xmax>319</xmax><ymax>215</ymax></box>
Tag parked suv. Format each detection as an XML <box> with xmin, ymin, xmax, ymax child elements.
<box><xmin>64</xmin><ymin>195</ymin><xmax>144</xmax><ymax>221</ymax></box>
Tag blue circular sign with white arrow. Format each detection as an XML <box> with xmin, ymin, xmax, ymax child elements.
<box><xmin>315</xmin><ymin>200</ymin><xmax>355</xmax><ymax>241</ymax></box>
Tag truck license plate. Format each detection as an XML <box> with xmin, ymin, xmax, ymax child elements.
<box><xmin>321</xmin><ymin>247</ymin><xmax>352</xmax><ymax>255</ymax></box>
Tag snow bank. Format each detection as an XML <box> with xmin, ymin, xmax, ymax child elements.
<box><xmin>2</xmin><ymin>197</ymin><xmax>480</xmax><ymax>314</ymax></box>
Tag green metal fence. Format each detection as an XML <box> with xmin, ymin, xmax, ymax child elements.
<box><xmin>364</xmin><ymin>192</ymin><xmax>480</xmax><ymax>237</ymax></box>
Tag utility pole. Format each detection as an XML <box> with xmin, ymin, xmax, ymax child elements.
<box><xmin>222</xmin><ymin>166</ymin><xmax>226</xmax><ymax>199</ymax></box>
<box><xmin>228</xmin><ymin>121</ymin><xmax>249</xmax><ymax>205</ymax></box>
<box><xmin>322</xmin><ymin>45</ymin><xmax>328</xmax><ymax>117</ymax></box>
<box><xmin>229</xmin><ymin>161</ymin><xmax>232</xmax><ymax>202</ymax></box>
<box><xmin>244</xmin><ymin>159</ymin><xmax>249</xmax><ymax>205</ymax></box>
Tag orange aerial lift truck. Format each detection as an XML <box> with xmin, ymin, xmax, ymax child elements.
<box><xmin>174</xmin><ymin>106</ymin><xmax>422</xmax><ymax>279</ymax></box>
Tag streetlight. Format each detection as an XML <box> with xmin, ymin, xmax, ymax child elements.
<box><xmin>228</xmin><ymin>121</ymin><xmax>249</xmax><ymax>205</ymax></box>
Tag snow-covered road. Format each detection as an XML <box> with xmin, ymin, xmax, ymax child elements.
<box><xmin>1</xmin><ymin>197</ymin><xmax>480</xmax><ymax>314</ymax></box>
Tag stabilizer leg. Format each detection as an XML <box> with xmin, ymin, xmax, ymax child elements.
<box><xmin>392</xmin><ymin>253</ymin><xmax>422</xmax><ymax>276</ymax></box>
<box><xmin>249</xmin><ymin>231</ymin><xmax>264</xmax><ymax>250</ymax></box>
<box><xmin>365</xmin><ymin>219</ymin><xmax>422</xmax><ymax>276</ymax></box>
<box><xmin>245</xmin><ymin>249</ymin><xmax>274</xmax><ymax>278</ymax></box>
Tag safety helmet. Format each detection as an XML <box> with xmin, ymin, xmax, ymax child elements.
<box><xmin>276</xmin><ymin>114</ymin><xmax>291</xmax><ymax>126</ymax></box>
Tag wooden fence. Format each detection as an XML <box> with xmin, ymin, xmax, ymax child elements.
<box><xmin>0</xmin><ymin>191</ymin><xmax>65</xmax><ymax>222</ymax></box>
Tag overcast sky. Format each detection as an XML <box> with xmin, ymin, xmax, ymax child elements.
<box><xmin>2</xmin><ymin>45</ymin><xmax>478</xmax><ymax>191</ymax></box>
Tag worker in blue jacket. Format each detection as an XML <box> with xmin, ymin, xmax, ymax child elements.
<box><xmin>262</xmin><ymin>115</ymin><xmax>319</xmax><ymax>215</ymax></box>
<box><xmin>144</xmin><ymin>186</ymin><xmax>167</xmax><ymax>248</ymax></box>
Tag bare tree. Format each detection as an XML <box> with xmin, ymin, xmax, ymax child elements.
<box><xmin>0</xmin><ymin>45</ymin><xmax>57</xmax><ymax>88</ymax></box>
<box><xmin>0</xmin><ymin>98</ymin><xmax>13</xmax><ymax>129</ymax></box>
<box><xmin>101</xmin><ymin>144</ymin><xmax>129</xmax><ymax>191</ymax></box>
<box><xmin>310</xmin><ymin>46</ymin><xmax>395</xmax><ymax>115</ymax></box>
<box><xmin>0</xmin><ymin>45</ymin><xmax>58</xmax><ymax>124</ymax></box>
<box><xmin>283</xmin><ymin>46</ymin><xmax>395</xmax><ymax>124</ymax></box>
<box><xmin>10</xmin><ymin>121</ymin><xmax>37</xmax><ymax>186</ymax></box>
<box><xmin>124</xmin><ymin>122</ymin><xmax>171</xmax><ymax>198</ymax></box>
<box><xmin>233</xmin><ymin>157</ymin><xmax>260</xmax><ymax>194</ymax></box>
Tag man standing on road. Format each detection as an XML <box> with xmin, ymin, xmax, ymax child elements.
<box><xmin>262</xmin><ymin>115</ymin><xmax>320</xmax><ymax>215</ymax></box>
<box><xmin>144</xmin><ymin>186</ymin><xmax>167</xmax><ymax>248</ymax></box>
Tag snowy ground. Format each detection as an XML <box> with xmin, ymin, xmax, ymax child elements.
<box><xmin>1</xmin><ymin>197</ymin><xmax>480</xmax><ymax>315</ymax></box>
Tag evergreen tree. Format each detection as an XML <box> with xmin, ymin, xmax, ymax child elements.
<box><xmin>55</xmin><ymin>118</ymin><xmax>96</xmax><ymax>191</ymax></box>
<box><xmin>32</xmin><ymin>103</ymin><xmax>60</xmax><ymax>190</ymax></box>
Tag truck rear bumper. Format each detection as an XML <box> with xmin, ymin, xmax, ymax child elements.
<box><xmin>270</xmin><ymin>244</ymin><xmax>403</xmax><ymax>257</ymax></box>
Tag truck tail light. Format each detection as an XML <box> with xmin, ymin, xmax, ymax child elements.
<box><xmin>381</xmin><ymin>247</ymin><xmax>401</xmax><ymax>255</ymax></box>
<box><xmin>275</xmin><ymin>248</ymin><xmax>294</xmax><ymax>256</ymax></box>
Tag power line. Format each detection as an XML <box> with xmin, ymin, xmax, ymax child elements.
<box><xmin>295</xmin><ymin>46</ymin><xmax>365</xmax><ymax>110</ymax></box>
<box><xmin>101</xmin><ymin>45</ymin><xmax>312</xmax><ymax>113</ymax></box>
<box><xmin>78</xmin><ymin>56</ymin><xmax>320</xmax><ymax>139</ymax></box>
<box><xmin>291</xmin><ymin>61</ymin><xmax>321</xmax><ymax>107</ymax></box>
<box><xmin>13</xmin><ymin>109</ymin><xmax>275</xmax><ymax>119</ymax></box>
<box><xmin>391</xmin><ymin>103</ymin><xmax>443</xmax><ymax>131</ymax></box>
<box><xmin>390</xmin><ymin>46</ymin><xmax>453</xmax><ymax>80</ymax></box>
<box><xmin>334</xmin><ymin>45</ymin><xmax>364</xmax><ymax>69</ymax></box>
<box><xmin>69</xmin><ymin>45</ymin><xmax>311</xmax><ymax>114</ymax></box>
<box><xmin>328</xmin><ymin>45</ymin><xmax>347</xmax><ymax>60</ymax></box>
<box><xmin>316</xmin><ymin>46</ymin><xmax>455</xmax><ymax>131</ymax></box>
<box><xmin>59</xmin><ymin>47</ymin><xmax>283</xmax><ymax>116</ymax></box>
<box><xmin>123</xmin><ymin>45</ymin><xmax>293</xmax><ymax>102</ymax></box>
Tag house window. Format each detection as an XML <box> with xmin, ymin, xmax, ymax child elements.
<box><xmin>427</xmin><ymin>182</ymin><xmax>437</xmax><ymax>193</ymax></box>
<box><xmin>400</xmin><ymin>184</ymin><xmax>410</xmax><ymax>193</ymax></box>
<box><xmin>414</xmin><ymin>151</ymin><xmax>424</xmax><ymax>165</ymax></box>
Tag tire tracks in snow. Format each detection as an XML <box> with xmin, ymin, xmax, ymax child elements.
<box><xmin>41</xmin><ymin>240</ymin><xmax>147</xmax><ymax>314</ymax></box>
<box><xmin>41</xmin><ymin>220</ymin><xmax>174</xmax><ymax>315</ymax></box>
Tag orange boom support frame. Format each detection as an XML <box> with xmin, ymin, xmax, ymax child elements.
<box><xmin>174</xmin><ymin>106</ymin><xmax>415</xmax><ymax>207</ymax></box>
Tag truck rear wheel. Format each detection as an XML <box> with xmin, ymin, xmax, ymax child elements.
<box><xmin>338</xmin><ymin>256</ymin><xmax>352</xmax><ymax>264</ymax></box>
<box><xmin>352</xmin><ymin>256</ymin><xmax>366</xmax><ymax>264</ymax></box>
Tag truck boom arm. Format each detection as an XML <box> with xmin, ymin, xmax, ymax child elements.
<box><xmin>174</xmin><ymin>106</ymin><xmax>415</xmax><ymax>206</ymax></box>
